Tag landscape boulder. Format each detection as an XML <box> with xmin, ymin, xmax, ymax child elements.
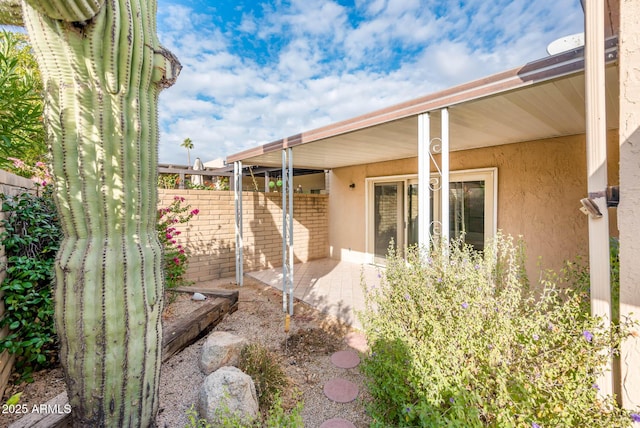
<box><xmin>198</xmin><ymin>366</ymin><xmax>259</xmax><ymax>425</ymax></box>
<box><xmin>200</xmin><ymin>331</ymin><xmax>248</xmax><ymax>374</ymax></box>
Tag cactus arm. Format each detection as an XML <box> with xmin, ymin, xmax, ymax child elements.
<box><xmin>23</xmin><ymin>0</ymin><xmax>104</xmax><ymax>22</ymax></box>
<box><xmin>21</xmin><ymin>0</ymin><xmax>180</xmax><ymax>425</ymax></box>
<box><xmin>152</xmin><ymin>45</ymin><xmax>181</xmax><ymax>88</ymax></box>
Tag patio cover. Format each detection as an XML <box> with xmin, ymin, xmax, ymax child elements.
<box><xmin>226</xmin><ymin>38</ymin><xmax>619</xmax><ymax>170</ymax></box>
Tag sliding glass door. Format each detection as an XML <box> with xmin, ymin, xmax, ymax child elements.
<box><xmin>373</xmin><ymin>182</ymin><xmax>404</xmax><ymax>263</ymax></box>
<box><xmin>367</xmin><ymin>168</ymin><xmax>496</xmax><ymax>263</ymax></box>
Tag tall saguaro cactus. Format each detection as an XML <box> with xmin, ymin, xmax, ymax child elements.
<box><xmin>18</xmin><ymin>0</ymin><xmax>180</xmax><ymax>426</ymax></box>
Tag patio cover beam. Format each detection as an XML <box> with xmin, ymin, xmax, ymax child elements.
<box><xmin>585</xmin><ymin>0</ymin><xmax>612</xmax><ymax>396</ymax></box>
<box><xmin>234</xmin><ymin>161</ymin><xmax>244</xmax><ymax>286</ymax></box>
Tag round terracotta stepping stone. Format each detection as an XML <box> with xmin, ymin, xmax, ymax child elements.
<box><xmin>323</xmin><ymin>378</ymin><xmax>359</xmax><ymax>403</ymax></box>
<box><xmin>319</xmin><ymin>418</ymin><xmax>357</xmax><ymax>428</ymax></box>
<box><xmin>344</xmin><ymin>331</ymin><xmax>368</xmax><ymax>352</ymax></box>
<box><xmin>331</xmin><ymin>350</ymin><xmax>360</xmax><ymax>369</ymax></box>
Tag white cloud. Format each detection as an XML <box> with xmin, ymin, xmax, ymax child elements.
<box><xmin>155</xmin><ymin>0</ymin><xmax>584</xmax><ymax>165</ymax></box>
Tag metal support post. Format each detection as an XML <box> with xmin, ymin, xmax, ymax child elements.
<box><xmin>234</xmin><ymin>161</ymin><xmax>243</xmax><ymax>286</ymax></box>
<box><xmin>441</xmin><ymin>108</ymin><xmax>450</xmax><ymax>245</ymax></box>
<box><xmin>282</xmin><ymin>150</ymin><xmax>294</xmax><ymax>315</ymax></box>
<box><xmin>418</xmin><ymin>113</ymin><xmax>431</xmax><ymax>251</ymax></box>
<box><xmin>287</xmin><ymin>148</ymin><xmax>294</xmax><ymax>315</ymax></box>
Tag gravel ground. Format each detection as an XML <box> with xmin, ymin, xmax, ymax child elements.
<box><xmin>3</xmin><ymin>278</ymin><xmax>371</xmax><ymax>427</ymax></box>
<box><xmin>158</xmin><ymin>278</ymin><xmax>371</xmax><ymax>427</ymax></box>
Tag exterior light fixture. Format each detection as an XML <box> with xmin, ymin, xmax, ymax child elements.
<box><xmin>579</xmin><ymin>186</ymin><xmax>620</xmax><ymax>218</ymax></box>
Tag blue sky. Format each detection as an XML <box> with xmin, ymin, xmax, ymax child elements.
<box><xmin>155</xmin><ymin>0</ymin><xmax>585</xmax><ymax>166</ymax></box>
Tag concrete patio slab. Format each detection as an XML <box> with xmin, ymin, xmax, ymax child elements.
<box><xmin>246</xmin><ymin>259</ymin><xmax>381</xmax><ymax>330</ymax></box>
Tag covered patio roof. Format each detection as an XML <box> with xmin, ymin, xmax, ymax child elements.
<box><xmin>226</xmin><ymin>37</ymin><xmax>619</xmax><ymax>170</ymax></box>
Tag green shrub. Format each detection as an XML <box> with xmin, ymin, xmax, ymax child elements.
<box><xmin>158</xmin><ymin>173</ymin><xmax>179</xmax><ymax>189</ymax></box>
<box><xmin>238</xmin><ymin>343</ymin><xmax>290</xmax><ymax>411</ymax></box>
<box><xmin>610</xmin><ymin>237</ymin><xmax>620</xmax><ymax>323</ymax></box>
<box><xmin>359</xmin><ymin>234</ymin><xmax>637</xmax><ymax>427</ymax></box>
<box><xmin>0</xmin><ymin>185</ymin><xmax>61</xmax><ymax>382</ymax></box>
<box><xmin>157</xmin><ymin>196</ymin><xmax>199</xmax><ymax>289</ymax></box>
<box><xmin>184</xmin><ymin>392</ymin><xmax>303</xmax><ymax>428</ymax></box>
<box><xmin>262</xmin><ymin>392</ymin><xmax>303</xmax><ymax>428</ymax></box>
<box><xmin>0</xmin><ymin>30</ymin><xmax>47</xmax><ymax>171</ymax></box>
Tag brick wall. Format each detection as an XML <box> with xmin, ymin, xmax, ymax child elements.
<box><xmin>158</xmin><ymin>190</ymin><xmax>329</xmax><ymax>282</ymax></box>
<box><xmin>0</xmin><ymin>170</ymin><xmax>36</xmax><ymax>398</ymax></box>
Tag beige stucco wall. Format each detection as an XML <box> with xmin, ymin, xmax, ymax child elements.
<box><xmin>329</xmin><ymin>131</ymin><xmax>619</xmax><ymax>280</ymax></box>
<box><xmin>619</xmin><ymin>0</ymin><xmax>640</xmax><ymax>409</ymax></box>
<box><xmin>329</xmin><ymin>157</ymin><xmax>417</xmax><ymax>263</ymax></box>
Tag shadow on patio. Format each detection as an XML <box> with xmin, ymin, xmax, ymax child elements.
<box><xmin>246</xmin><ymin>258</ymin><xmax>381</xmax><ymax>330</ymax></box>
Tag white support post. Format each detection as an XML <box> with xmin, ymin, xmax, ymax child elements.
<box><xmin>281</xmin><ymin>149</ymin><xmax>294</xmax><ymax>315</ymax></box>
<box><xmin>584</xmin><ymin>0</ymin><xmax>612</xmax><ymax>396</ymax></box>
<box><xmin>441</xmin><ymin>108</ymin><xmax>450</xmax><ymax>245</ymax></box>
<box><xmin>234</xmin><ymin>161</ymin><xmax>244</xmax><ymax>286</ymax></box>
<box><xmin>418</xmin><ymin>113</ymin><xmax>431</xmax><ymax>251</ymax></box>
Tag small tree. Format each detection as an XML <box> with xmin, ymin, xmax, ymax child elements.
<box><xmin>0</xmin><ymin>30</ymin><xmax>46</xmax><ymax>171</ymax></box>
<box><xmin>181</xmin><ymin>137</ymin><xmax>194</xmax><ymax>166</ymax></box>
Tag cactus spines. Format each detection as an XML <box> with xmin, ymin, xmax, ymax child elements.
<box><xmin>21</xmin><ymin>0</ymin><xmax>181</xmax><ymax>426</ymax></box>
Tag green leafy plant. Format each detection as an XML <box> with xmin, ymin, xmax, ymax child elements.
<box><xmin>184</xmin><ymin>392</ymin><xmax>303</xmax><ymax>428</ymax></box>
<box><xmin>0</xmin><ymin>185</ymin><xmax>61</xmax><ymax>382</ymax></box>
<box><xmin>263</xmin><ymin>391</ymin><xmax>303</xmax><ymax>428</ymax></box>
<box><xmin>0</xmin><ymin>30</ymin><xmax>46</xmax><ymax>171</ymax></box>
<box><xmin>188</xmin><ymin>177</ymin><xmax>231</xmax><ymax>191</ymax></box>
<box><xmin>186</xmin><ymin>182</ymin><xmax>215</xmax><ymax>191</ymax></box>
<box><xmin>610</xmin><ymin>237</ymin><xmax>620</xmax><ymax>324</ymax></box>
<box><xmin>185</xmin><ymin>404</ymin><xmax>212</xmax><ymax>428</ymax></box>
<box><xmin>238</xmin><ymin>343</ymin><xmax>290</xmax><ymax>411</ymax></box>
<box><xmin>359</xmin><ymin>234</ymin><xmax>638</xmax><ymax>427</ymax></box>
<box><xmin>158</xmin><ymin>173</ymin><xmax>180</xmax><ymax>189</ymax></box>
<box><xmin>157</xmin><ymin>196</ymin><xmax>199</xmax><ymax>289</ymax></box>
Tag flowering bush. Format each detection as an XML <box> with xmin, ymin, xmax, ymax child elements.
<box><xmin>157</xmin><ymin>196</ymin><xmax>199</xmax><ymax>289</ymax></box>
<box><xmin>8</xmin><ymin>157</ymin><xmax>52</xmax><ymax>187</ymax></box>
<box><xmin>359</xmin><ymin>234</ymin><xmax>637</xmax><ymax>427</ymax></box>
